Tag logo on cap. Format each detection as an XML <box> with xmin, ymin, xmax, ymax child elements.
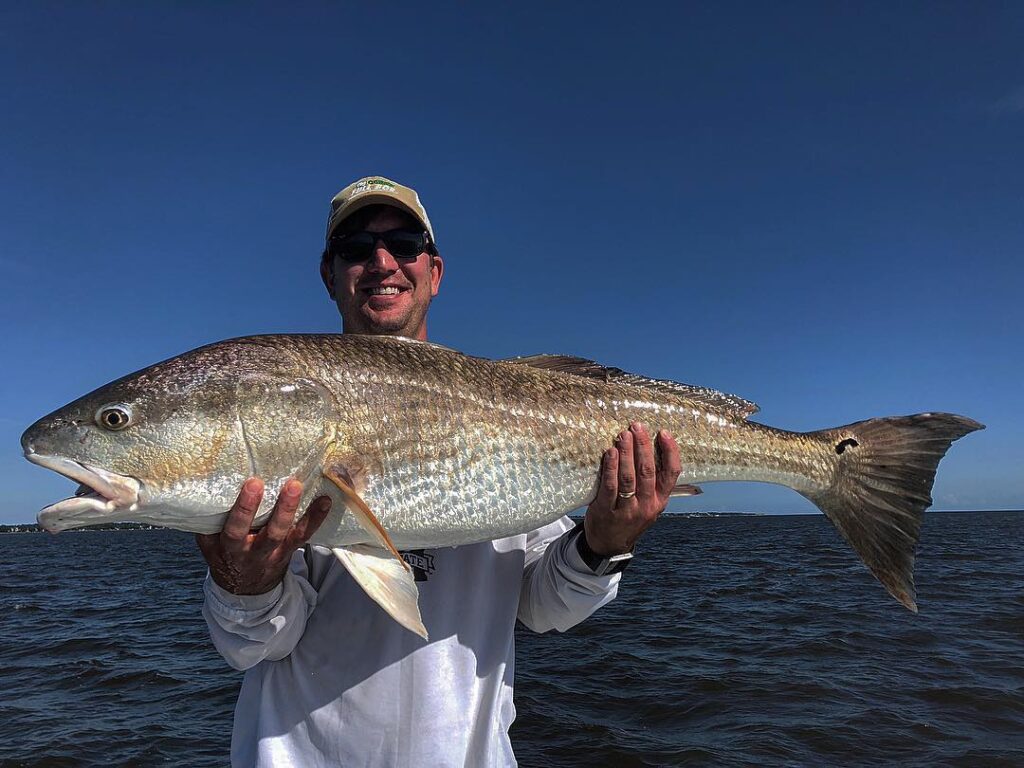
<box><xmin>352</xmin><ymin>177</ymin><xmax>397</xmax><ymax>197</ymax></box>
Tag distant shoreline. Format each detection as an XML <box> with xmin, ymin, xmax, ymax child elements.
<box><xmin>0</xmin><ymin>522</ymin><xmax>163</xmax><ymax>534</ymax></box>
<box><xmin>4</xmin><ymin>513</ymin><xmax>762</xmax><ymax>534</ymax></box>
<box><xmin>2</xmin><ymin>509</ymin><xmax>1020</xmax><ymax>534</ymax></box>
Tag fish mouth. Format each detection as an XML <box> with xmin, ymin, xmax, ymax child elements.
<box><xmin>26</xmin><ymin>453</ymin><xmax>141</xmax><ymax>532</ymax></box>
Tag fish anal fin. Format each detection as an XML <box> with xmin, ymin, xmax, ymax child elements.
<box><xmin>670</xmin><ymin>483</ymin><xmax>702</xmax><ymax>497</ymax></box>
<box><xmin>322</xmin><ymin>463</ymin><xmax>408</xmax><ymax>572</ymax></box>
<box><xmin>333</xmin><ymin>545</ymin><xmax>427</xmax><ymax>639</ymax></box>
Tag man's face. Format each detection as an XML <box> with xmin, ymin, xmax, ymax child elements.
<box><xmin>320</xmin><ymin>207</ymin><xmax>443</xmax><ymax>340</ymax></box>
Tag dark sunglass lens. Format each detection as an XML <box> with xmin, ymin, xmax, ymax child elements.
<box><xmin>332</xmin><ymin>233</ymin><xmax>374</xmax><ymax>262</ymax></box>
<box><xmin>385</xmin><ymin>232</ymin><xmax>426</xmax><ymax>258</ymax></box>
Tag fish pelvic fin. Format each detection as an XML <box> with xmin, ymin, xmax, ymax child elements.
<box><xmin>801</xmin><ymin>413</ymin><xmax>984</xmax><ymax>613</ymax></box>
<box><xmin>333</xmin><ymin>545</ymin><xmax>427</xmax><ymax>640</ymax></box>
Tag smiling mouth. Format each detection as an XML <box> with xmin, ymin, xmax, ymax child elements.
<box><xmin>364</xmin><ymin>286</ymin><xmax>407</xmax><ymax>296</ymax></box>
<box><xmin>25</xmin><ymin>453</ymin><xmax>141</xmax><ymax>531</ymax></box>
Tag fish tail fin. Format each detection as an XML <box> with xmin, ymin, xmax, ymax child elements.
<box><xmin>800</xmin><ymin>413</ymin><xmax>983</xmax><ymax>612</ymax></box>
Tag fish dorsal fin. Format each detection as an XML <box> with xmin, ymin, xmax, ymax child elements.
<box><xmin>616</xmin><ymin>376</ymin><xmax>760</xmax><ymax>418</ymax></box>
<box><xmin>504</xmin><ymin>354</ymin><xmax>759</xmax><ymax>418</ymax></box>
<box><xmin>505</xmin><ymin>354</ymin><xmax>627</xmax><ymax>380</ymax></box>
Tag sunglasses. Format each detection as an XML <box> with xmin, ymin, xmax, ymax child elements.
<box><xmin>326</xmin><ymin>229</ymin><xmax>432</xmax><ymax>264</ymax></box>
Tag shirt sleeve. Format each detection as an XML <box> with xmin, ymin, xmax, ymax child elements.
<box><xmin>516</xmin><ymin>516</ymin><xmax>620</xmax><ymax>633</ymax></box>
<box><xmin>201</xmin><ymin>548</ymin><xmax>320</xmax><ymax>671</ymax></box>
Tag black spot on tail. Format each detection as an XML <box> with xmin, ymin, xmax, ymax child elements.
<box><xmin>835</xmin><ymin>438</ymin><xmax>859</xmax><ymax>455</ymax></box>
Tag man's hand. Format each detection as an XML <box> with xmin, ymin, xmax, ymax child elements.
<box><xmin>196</xmin><ymin>478</ymin><xmax>332</xmax><ymax>595</ymax></box>
<box><xmin>584</xmin><ymin>423</ymin><xmax>682</xmax><ymax>556</ymax></box>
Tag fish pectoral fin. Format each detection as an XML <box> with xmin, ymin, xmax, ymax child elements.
<box><xmin>322</xmin><ymin>466</ymin><xmax>409</xmax><ymax>572</ymax></box>
<box><xmin>332</xmin><ymin>545</ymin><xmax>427</xmax><ymax>640</ymax></box>
<box><xmin>670</xmin><ymin>483</ymin><xmax>703</xmax><ymax>497</ymax></box>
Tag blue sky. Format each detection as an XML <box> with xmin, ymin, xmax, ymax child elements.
<box><xmin>2</xmin><ymin>3</ymin><xmax>1020</xmax><ymax>524</ymax></box>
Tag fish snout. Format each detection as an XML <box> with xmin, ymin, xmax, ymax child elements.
<box><xmin>21</xmin><ymin>412</ymin><xmax>66</xmax><ymax>458</ymax></box>
<box><xmin>21</xmin><ymin>423</ymin><xmax>40</xmax><ymax>456</ymax></box>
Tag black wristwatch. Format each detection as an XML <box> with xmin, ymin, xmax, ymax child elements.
<box><xmin>570</xmin><ymin>524</ymin><xmax>633</xmax><ymax>576</ymax></box>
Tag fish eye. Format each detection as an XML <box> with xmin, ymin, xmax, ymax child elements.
<box><xmin>96</xmin><ymin>405</ymin><xmax>133</xmax><ymax>431</ymax></box>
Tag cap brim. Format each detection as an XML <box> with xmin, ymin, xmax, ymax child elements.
<box><xmin>327</xmin><ymin>194</ymin><xmax>431</xmax><ymax>240</ymax></box>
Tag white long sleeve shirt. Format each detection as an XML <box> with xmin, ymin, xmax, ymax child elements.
<box><xmin>202</xmin><ymin>517</ymin><xmax>619</xmax><ymax>767</ymax></box>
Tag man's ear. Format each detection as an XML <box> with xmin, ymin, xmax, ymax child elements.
<box><xmin>430</xmin><ymin>252</ymin><xmax>444</xmax><ymax>297</ymax></box>
<box><xmin>319</xmin><ymin>256</ymin><xmax>336</xmax><ymax>299</ymax></box>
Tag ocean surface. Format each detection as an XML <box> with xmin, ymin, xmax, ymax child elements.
<box><xmin>1</xmin><ymin>512</ymin><xmax>1021</xmax><ymax>767</ymax></box>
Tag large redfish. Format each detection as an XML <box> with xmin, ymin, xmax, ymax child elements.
<box><xmin>21</xmin><ymin>334</ymin><xmax>983</xmax><ymax>637</ymax></box>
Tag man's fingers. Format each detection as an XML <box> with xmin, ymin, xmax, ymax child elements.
<box><xmin>595</xmin><ymin>448</ymin><xmax>619</xmax><ymax>508</ymax></box>
<box><xmin>290</xmin><ymin>496</ymin><xmax>333</xmax><ymax>546</ymax></box>
<box><xmin>632</xmin><ymin>423</ymin><xmax>657</xmax><ymax>499</ymax></box>
<box><xmin>655</xmin><ymin>430</ymin><xmax>683</xmax><ymax>499</ymax></box>
<box><xmin>222</xmin><ymin>478</ymin><xmax>264</xmax><ymax>549</ymax></box>
<box><xmin>262</xmin><ymin>479</ymin><xmax>303</xmax><ymax>546</ymax></box>
<box><xmin>615</xmin><ymin>429</ymin><xmax>635</xmax><ymax>501</ymax></box>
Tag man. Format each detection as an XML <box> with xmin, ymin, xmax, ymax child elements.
<box><xmin>198</xmin><ymin>176</ymin><xmax>682</xmax><ymax>766</ymax></box>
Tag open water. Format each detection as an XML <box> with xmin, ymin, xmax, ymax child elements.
<box><xmin>1</xmin><ymin>512</ymin><xmax>1021</xmax><ymax>767</ymax></box>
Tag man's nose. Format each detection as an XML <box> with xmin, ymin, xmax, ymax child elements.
<box><xmin>366</xmin><ymin>241</ymin><xmax>399</xmax><ymax>271</ymax></box>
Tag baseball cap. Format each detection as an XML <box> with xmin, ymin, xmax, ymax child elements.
<box><xmin>326</xmin><ymin>176</ymin><xmax>435</xmax><ymax>243</ymax></box>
